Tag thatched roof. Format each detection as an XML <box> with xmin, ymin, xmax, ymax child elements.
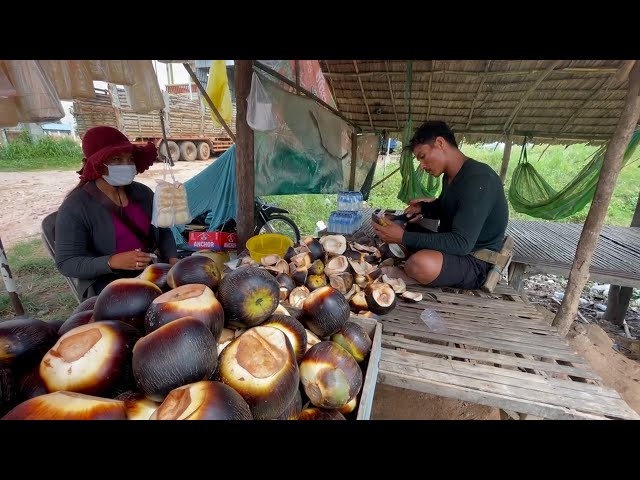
<box><xmin>319</xmin><ymin>60</ymin><xmax>637</xmax><ymax>145</ymax></box>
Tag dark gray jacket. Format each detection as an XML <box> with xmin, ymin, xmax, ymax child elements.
<box><xmin>55</xmin><ymin>180</ymin><xmax>177</xmax><ymax>299</ymax></box>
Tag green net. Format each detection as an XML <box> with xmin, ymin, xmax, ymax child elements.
<box><xmin>508</xmin><ymin>129</ymin><xmax>640</xmax><ymax>220</ymax></box>
<box><xmin>397</xmin><ymin>60</ymin><xmax>441</xmax><ymax>204</ymax></box>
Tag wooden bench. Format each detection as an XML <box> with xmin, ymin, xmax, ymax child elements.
<box><xmin>374</xmin><ymin>284</ymin><xmax>640</xmax><ymax>420</ymax></box>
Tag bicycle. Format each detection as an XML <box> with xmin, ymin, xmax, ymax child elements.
<box><xmin>254</xmin><ymin>196</ymin><xmax>301</xmax><ymax>244</ymax></box>
<box><xmin>181</xmin><ymin>197</ymin><xmax>301</xmax><ymax>247</ymax></box>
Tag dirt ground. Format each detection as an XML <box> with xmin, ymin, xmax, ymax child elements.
<box><xmin>2</xmin><ymin>163</ymin><xmax>639</xmax><ymax>420</ymax></box>
<box><xmin>0</xmin><ymin>159</ymin><xmax>215</xmax><ymax>249</ymax></box>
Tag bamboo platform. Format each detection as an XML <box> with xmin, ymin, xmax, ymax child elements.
<box><xmin>376</xmin><ymin>284</ymin><xmax>640</xmax><ymax>420</ymax></box>
<box><xmin>506</xmin><ymin>219</ymin><xmax>640</xmax><ymax>288</ymax></box>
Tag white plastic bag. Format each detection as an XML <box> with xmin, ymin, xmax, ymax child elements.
<box><xmin>247</xmin><ymin>72</ymin><xmax>278</xmax><ymax>131</ymax></box>
<box><xmin>151</xmin><ymin>162</ymin><xmax>192</xmax><ymax>227</ymax></box>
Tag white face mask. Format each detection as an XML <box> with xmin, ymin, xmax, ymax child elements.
<box><xmin>103</xmin><ymin>165</ymin><xmax>136</xmax><ymax>186</ymax></box>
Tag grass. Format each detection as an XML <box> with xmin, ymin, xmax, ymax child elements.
<box><xmin>0</xmin><ymin>130</ymin><xmax>82</xmax><ymax>171</ymax></box>
<box><xmin>0</xmin><ymin>238</ymin><xmax>77</xmax><ymax>321</ymax></box>
<box><xmin>265</xmin><ymin>141</ymin><xmax>640</xmax><ymax>236</ymax></box>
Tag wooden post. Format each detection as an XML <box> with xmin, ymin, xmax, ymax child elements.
<box><xmin>349</xmin><ymin>130</ymin><xmax>358</xmax><ymax>191</ymax></box>
<box><xmin>604</xmin><ymin>192</ymin><xmax>640</xmax><ymax>325</ymax></box>
<box><xmin>234</xmin><ymin>60</ymin><xmax>255</xmax><ymax>253</ymax></box>
<box><xmin>0</xmin><ymin>236</ymin><xmax>25</xmax><ymax>317</ymax></box>
<box><xmin>553</xmin><ymin>62</ymin><xmax>640</xmax><ymax>337</ymax></box>
<box><xmin>499</xmin><ymin>132</ymin><xmax>513</xmax><ymax>183</ymax></box>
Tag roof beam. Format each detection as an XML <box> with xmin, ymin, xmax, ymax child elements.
<box><xmin>353</xmin><ymin>60</ymin><xmax>373</xmax><ymax>128</ymax></box>
<box><xmin>559</xmin><ymin>77</ymin><xmax>612</xmax><ymax>133</ymax></box>
<box><xmin>353</xmin><ymin>126</ymin><xmax>615</xmax><ymax>142</ymax></box>
<box><xmin>503</xmin><ymin>60</ymin><xmax>562</xmax><ymax>132</ymax></box>
<box><xmin>384</xmin><ymin>60</ymin><xmax>400</xmax><ymax>130</ymax></box>
<box><xmin>321</xmin><ymin>60</ymin><xmax>340</xmax><ymax>111</ymax></box>
<box><xmin>322</xmin><ymin>67</ymin><xmax>618</xmax><ymax>78</ymax></box>
<box><xmin>465</xmin><ymin>60</ymin><xmax>492</xmax><ymax>130</ymax></box>
<box><xmin>427</xmin><ymin>71</ymin><xmax>432</xmax><ymax>121</ymax></box>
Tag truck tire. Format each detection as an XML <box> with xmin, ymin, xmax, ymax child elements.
<box><xmin>159</xmin><ymin>140</ymin><xmax>180</xmax><ymax>163</ymax></box>
<box><xmin>196</xmin><ymin>141</ymin><xmax>211</xmax><ymax>160</ymax></box>
<box><xmin>179</xmin><ymin>141</ymin><xmax>198</xmax><ymax>162</ymax></box>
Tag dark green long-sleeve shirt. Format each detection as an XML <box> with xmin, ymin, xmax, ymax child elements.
<box><xmin>402</xmin><ymin>158</ymin><xmax>508</xmax><ymax>255</ymax></box>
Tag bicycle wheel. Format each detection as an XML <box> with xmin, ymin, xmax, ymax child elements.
<box><xmin>257</xmin><ymin>214</ymin><xmax>301</xmax><ymax>244</ymax></box>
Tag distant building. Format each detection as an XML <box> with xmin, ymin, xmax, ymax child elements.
<box><xmin>41</xmin><ymin>122</ymin><xmax>72</xmax><ymax>138</ymax></box>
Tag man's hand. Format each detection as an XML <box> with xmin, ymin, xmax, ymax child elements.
<box><xmin>372</xmin><ymin>219</ymin><xmax>405</xmax><ymax>244</ymax></box>
<box><xmin>168</xmin><ymin>257</ymin><xmax>179</xmax><ymax>266</ymax></box>
<box><xmin>405</xmin><ymin>197</ymin><xmax>436</xmax><ymax>223</ymax></box>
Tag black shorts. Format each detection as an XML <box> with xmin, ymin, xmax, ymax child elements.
<box><xmin>429</xmin><ymin>253</ymin><xmax>492</xmax><ymax>290</ymax></box>
<box><xmin>404</xmin><ymin>222</ymin><xmax>492</xmax><ymax>290</ymax></box>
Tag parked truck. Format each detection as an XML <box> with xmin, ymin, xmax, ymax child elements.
<box><xmin>72</xmin><ymin>84</ymin><xmax>235</xmax><ymax>161</ymax></box>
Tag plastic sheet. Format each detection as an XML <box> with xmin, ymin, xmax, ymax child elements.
<box><xmin>125</xmin><ymin>61</ymin><xmax>164</xmax><ymax>113</ymax></box>
<box><xmin>0</xmin><ymin>97</ymin><xmax>19</xmax><ymax>128</ymax></box>
<box><xmin>4</xmin><ymin>60</ymin><xmax>64</xmax><ymax>123</ymax></box>
<box><xmin>253</xmin><ymin>73</ymin><xmax>378</xmax><ymax>196</ymax></box>
<box><xmin>0</xmin><ymin>63</ymin><xmax>17</xmax><ymax>98</ymax></box>
<box><xmin>40</xmin><ymin>60</ymin><xmax>95</xmax><ymax>100</ymax></box>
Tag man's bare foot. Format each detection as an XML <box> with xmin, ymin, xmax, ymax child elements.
<box><xmin>380</xmin><ymin>266</ymin><xmax>419</xmax><ymax>285</ymax></box>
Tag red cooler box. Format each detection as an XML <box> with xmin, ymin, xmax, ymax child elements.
<box><xmin>188</xmin><ymin>231</ymin><xmax>238</xmax><ymax>251</ymax></box>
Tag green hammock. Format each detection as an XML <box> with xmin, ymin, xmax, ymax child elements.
<box><xmin>508</xmin><ymin>128</ymin><xmax>640</xmax><ymax>220</ymax></box>
<box><xmin>397</xmin><ymin>60</ymin><xmax>441</xmax><ymax>204</ymax></box>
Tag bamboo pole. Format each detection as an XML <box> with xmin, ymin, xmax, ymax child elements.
<box><xmin>0</xmin><ymin>236</ymin><xmax>25</xmax><ymax>317</ymax></box>
<box><xmin>384</xmin><ymin>61</ymin><xmax>400</xmax><ymax>130</ymax></box>
<box><xmin>349</xmin><ymin>130</ymin><xmax>358</xmax><ymax>191</ymax></box>
<box><xmin>234</xmin><ymin>60</ymin><xmax>255</xmax><ymax>253</ymax></box>
<box><xmin>371</xmin><ymin>167</ymin><xmax>401</xmax><ymax>190</ymax></box>
<box><xmin>353</xmin><ymin>60</ymin><xmax>373</xmax><ymax>128</ymax></box>
<box><xmin>466</xmin><ymin>60</ymin><xmax>492</xmax><ymax>130</ymax></box>
<box><xmin>499</xmin><ymin>130</ymin><xmax>514</xmax><ymax>183</ymax></box>
<box><xmin>503</xmin><ymin>60</ymin><xmax>561</xmax><ymax>132</ymax></box>
<box><xmin>553</xmin><ymin>61</ymin><xmax>640</xmax><ymax>337</ymax></box>
<box><xmin>183</xmin><ymin>63</ymin><xmax>236</xmax><ymax>142</ymax></box>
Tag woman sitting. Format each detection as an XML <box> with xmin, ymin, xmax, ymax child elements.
<box><xmin>55</xmin><ymin>125</ymin><xmax>178</xmax><ymax>299</ymax></box>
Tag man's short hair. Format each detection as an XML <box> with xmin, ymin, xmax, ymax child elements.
<box><xmin>407</xmin><ymin>121</ymin><xmax>458</xmax><ymax>150</ymax></box>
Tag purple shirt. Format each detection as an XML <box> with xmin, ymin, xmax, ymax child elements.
<box><xmin>112</xmin><ymin>202</ymin><xmax>151</xmax><ymax>253</ymax></box>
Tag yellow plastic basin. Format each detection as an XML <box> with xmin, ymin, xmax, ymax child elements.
<box><xmin>246</xmin><ymin>233</ymin><xmax>294</xmax><ymax>263</ymax></box>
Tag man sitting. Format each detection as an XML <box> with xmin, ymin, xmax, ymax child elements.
<box><xmin>372</xmin><ymin>121</ymin><xmax>509</xmax><ymax>290</ymax></box>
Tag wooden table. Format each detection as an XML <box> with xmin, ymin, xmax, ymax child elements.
<box><xmin>375</xmin><ymin>284</ymin><xmax>640</xmax><ymax>420</ymax></box>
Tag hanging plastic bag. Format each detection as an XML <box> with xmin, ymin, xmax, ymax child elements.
<box><xmin>206</xmin><ymin>60</ymin><xmax>233</xmax><ymax>128</ymax></box>
<box><xmin>247</xmin><ymin>72</ymin><xmax>278</xmax><ymax>131</ymax></box>
<box><xmin>125</xmin><ymin>61</ymin><xmax>165</xmax><ymax>113</ymax></box>
<box><xmin>151</xmin><ymin>161</ymin><xmax>192</xmax><ymax>228</ymax></box>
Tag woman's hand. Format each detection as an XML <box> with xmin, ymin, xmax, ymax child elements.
<box><xmin>108</xmin><ymin>250</ymin><xmax>153</xmax><ymax>270</ymax></box>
